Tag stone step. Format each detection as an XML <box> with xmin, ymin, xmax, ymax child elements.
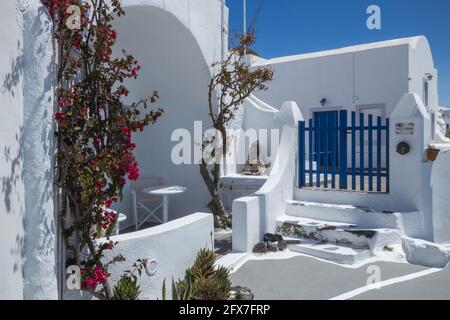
<box><xmin>286</xmin><ymin>200</ymin><xmax>400</xmax><ymax>229</ymax></box>
<box><xmin>277</xmin><ymin>215</ymin><xmax>357</xmax><ymax>231</ymax></box>
<box><xmin>276</xmin><ymin>216</ymin><xmax>375</xmax><ymax>249</ymax></box>
<box><xmin>287</xmin><ymin>240</ymin><xmax>372</xmax><ymax>265</ymax></box>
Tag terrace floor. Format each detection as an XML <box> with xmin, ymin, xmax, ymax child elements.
<box><xmin>230</xmin><ymin>254</ymin><xmax>450</xmax><ymax>300</ymax></box>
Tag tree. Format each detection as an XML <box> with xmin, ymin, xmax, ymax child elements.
<box><xmin>199</xmin><ymin>29</ymin><xmax>273</xmax><ymax>221</ymax></box>
<box><xmin>43</xmin><ymin>0</ymin><xmax>162</xmax><ymax>299</ymax></box>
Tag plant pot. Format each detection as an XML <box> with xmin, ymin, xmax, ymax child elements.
<box><xmin>426</xmin><ymin>147</ymin><xmax>440</xmax><ymax>161</ymax></box>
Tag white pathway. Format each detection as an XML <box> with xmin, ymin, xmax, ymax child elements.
<box><xmin>229</xmin><ymin>253</ymin><xmax>450</xmax><ymax>300</ymax></box>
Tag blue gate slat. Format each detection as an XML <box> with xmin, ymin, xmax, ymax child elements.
<box><xmin>309</xmin><ymin>119</ymin><xmax>313</xmax><ymax>187</ymax></box>
<box><xmin>368</xmin><ymin>115</ymin><xmax>373</xmax><ymax>192</ymax></box>
<box><xmin>359</xmin><ymin>113</ymin><xmax>365</xmax><ymax>191</ymax></box>
<box><xmin>377</xmin><ymin>116</ymin><xmax>382</xmax><ymax>192</ymax></box>
<box><xmin>331</xmin><ymin>112</ymin><xmax>337</xmax><ymax>189</ymax></box>
<box><xmin>339</xmin><ymin>110</ymin><xmax>348</xmax><ymax>189</ymax></box>
<box><xmin>298</xmin><ymin>110</ymin><xmax>389</xmax><ymax>193</ymax></box>
<box><xmin>386</xmin><ymin>118</ymin><xmax>390</xmax><ymax>193</ymax></box>
<box><xmin>298</xmin><ymin>121</ymin><xmax>301</xmax><ymax>188</ymax></box>
<box><xmin>351</xmin><ymin>112</ymin><xmax>356</xmax><ymax>190</ymax></box>
<box><xmin>315</xmin><ymin>115</ymin><xmax>321</xmax><ymax>188</ymax></box>
<box><xmin>324</xmin><ymin>113</ymin><xmax>329</xmax><ymax>188</ymax></box>
<box><xmin>298</xmin><ymin>121</ymin><xmax>306</xmax><ymax>187</ymax></box>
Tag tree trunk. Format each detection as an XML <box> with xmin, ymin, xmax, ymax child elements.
<box><xmin>199</xmin><ymin>161</ymin><xmax>226</xmax><ymax>217</ymax></box>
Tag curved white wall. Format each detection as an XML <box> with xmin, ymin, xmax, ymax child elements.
<box><xmin>103</xmin><ymin>212</ymin><xmax>213</xmax><ymax>300</ymax></box>
<box><xmin>409</xmin><ymin>36</ymin><xmax>438</xmax><ymax>109</ymax></box>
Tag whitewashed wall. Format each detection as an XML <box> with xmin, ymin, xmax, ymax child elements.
<box><xmin>431</xmin><ymin>150</ymin><xmax>450</xmax><ymax>244</ymax></box>
<box><xmin>252</xmin><ymin>37</ymin><xmax>435</xmax><ymax>120</ymax></box>
<box><xmin>0</xmin><ymin>0</ymin><xmax>26</xmax><ymax>300</ymax></box>
<box><xmin>0</xmin><ymin>0</ymin><xmax>57</xmax><ymax>300</ymax></box>
<box><xmin>98</xmin><ymin>213</ymin><xmax>212</xmax><ymax>300</ymax></box>
<box><xmin>112</xmin><ymin>0</ymin><xmax>227</xmax><ymax>225</ymax></box>
<box><xmin>232</xmin><ymin>101</ymin><xmax>303</xmax><ymax>251</ymax></box>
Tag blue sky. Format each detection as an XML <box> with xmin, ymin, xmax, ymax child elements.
<box><xmin>227</xmin><ymin>0</ymin><xmax>450</xmax><ymax>106</ymax></box>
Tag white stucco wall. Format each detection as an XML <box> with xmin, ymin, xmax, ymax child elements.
<box><xmin>409</xmin><ymin>37</ymin><xmax>438</xmax><ymax>109</ymax></box>
<box><xmin>0</xmin><ymin>0</ymin><xmax>57</xmax><ymax>299</ymax></box>
<box><xmin>390</xmin><ymin>93</ymin><xmax>432</xmax><ymax>240</ymax></box>
<box><xmin>232</xmin><ymin>101</ymin><xmax>303</xmax><ymax>251</ymax></box>
<box><xmin>102</xmin><ymin>212</ymin><xmax>213</xmax><ymax>300</ymax></box>
<box><xmin>0</xmin><ymin>0</ymin><xmax>26</xmax><ymax>300</ymax></box>
<box><xmin>252</xmin><ymin>37</ymin><xmax>433</xmax><ymax>122</ymax></box>
<box><xmin>21</xmin><ymin>0</ymin><xmax>58</xmax><ymax>300</ymax></box>
<box><xmin>431</xmin><ymin>150</ymin><xmax>450</xmax><ymax>244</ymax></box>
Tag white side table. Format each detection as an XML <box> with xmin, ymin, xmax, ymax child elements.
<box><xmin>143</xmin><ymin>186</ymin><xmax>187</xmax><ymax>223</ymax></box>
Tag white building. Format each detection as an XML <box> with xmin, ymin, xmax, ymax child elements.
<box><xmin>230</xmin><ymin>36</ymin><xmax>450</xmax><ymax>265</ymax></box>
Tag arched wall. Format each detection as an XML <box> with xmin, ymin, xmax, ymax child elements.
<box><xmin>113</xmin><ymin>2</ymin><xmax>224</xmax><ymax>222</ymax></box>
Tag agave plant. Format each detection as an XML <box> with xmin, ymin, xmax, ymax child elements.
<box><xmin>162</xmin><ymin>277</ymin><xmax>193</xmax><ymax>300</ymax></box>
<box><xmin>162</xmin><ymin>248</ymin><xmax>232</xmax><ymax>300</ymax></box>
<box><xmin>113</xmin><ymin>276</ymin><xmax>141</xmax><ymax>300</ymax></box>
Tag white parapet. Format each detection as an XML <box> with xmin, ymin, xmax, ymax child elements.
<box><xmin>231</xmin><ymin>100</ymin><xmax>304</xmax><ymax>252</ymax></box>
<box><xmin>431</xmin><ymin>150</ymin><xmax>450</xmax><ymax>244</ymax></box>
<box><xmin>232</xmin><ymin>196</ymin><xmax>262</xmax><ymax>253</ymax></box>
<box><xmin>73</xmin><ymin>212</ymin><xmax>214</xmax><ymax>300</ymax></box>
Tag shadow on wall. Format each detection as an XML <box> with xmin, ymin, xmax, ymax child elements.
<box><xmin>20</xmin><ymin>4</ymin><xmax>58</xmax><ymax>299</ymax></box>
<box><xmin>0</xmin><ymin>7</ymin><xmax>26</xmax><ymax>297</ymax></box>
<box><xmin>1</xmin><ymin>127</ymin><xmax>25</xmax><ymax>276</ymax></box>
<box><xmin>2</xmin><ymin>40</ymin><xmax>24</xmax><ymax>99</ymax></box>
<box><xmin>1</xmin><ymin>38</ymin><xmax>24</xmax><ymax>214</ymax></box>
<box><xmin>112</xmin><ymin>6</ymin><xmax>212</xmax><ymax>222</ymax></box>
<box><xmin>1</xmin><ymin>32</ymin><xmax>26</xmax><ymax>281</ymax></box>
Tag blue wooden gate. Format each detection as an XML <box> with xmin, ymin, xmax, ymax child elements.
<box><xmin>298</xmin><ymin>110</ymin><xmax>390</xmax><ymax>193</ymax></box>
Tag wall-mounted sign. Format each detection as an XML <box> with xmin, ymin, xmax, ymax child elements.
<box><xmin>395</xmin><ymin>122</ymin><xmax>415</xmax><ymax>135</ymax></box>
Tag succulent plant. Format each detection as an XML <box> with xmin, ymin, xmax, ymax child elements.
<box><xmin>162</xmin><ymin>248</ymin><xmax>232</xmax><ymax>300</ymax></box>
<box><xmin>162</xmin><ymin>277</ymin><xmax>193</xmax><ymax>300</ymax></box>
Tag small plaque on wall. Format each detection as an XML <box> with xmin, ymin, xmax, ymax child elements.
<box><xmin>395</xmin><ymin>122</ymin><xmax>415</xmax><ymax>135</ymax></box>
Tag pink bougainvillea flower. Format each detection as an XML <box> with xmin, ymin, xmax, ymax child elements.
<box><xmin>127</xmin><ymin>162</ymin><xmax>140</xmax><ymax>181</ymax></box>
<box><xmin>55</xmin><ymin>112</ymin><xmax>66</xmax><ymax>122</ymax></box>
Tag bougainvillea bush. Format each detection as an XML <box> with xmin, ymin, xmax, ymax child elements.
<box><xmin>42</xmin><ymin>0</ymin><xmax>163</xmax><ymax>299</ymax></box>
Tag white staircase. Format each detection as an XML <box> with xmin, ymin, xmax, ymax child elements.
<box><xmin>276</xmin><ymin>200</ymin><xmax>404</xmax><ymax>265</ymax></box>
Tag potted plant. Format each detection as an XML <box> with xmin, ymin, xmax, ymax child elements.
<box><xmin>426</xmin><ymin>146</ymin><xmax>440</xmax><ymax>161</ymax></box>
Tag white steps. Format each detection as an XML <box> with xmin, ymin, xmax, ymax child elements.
<box><xmin>286</xmin><ymin>200</ymin><xmax>400</xmax><ymax>229</ymax></box>
<box><xmin>276</xmin><ymin>215</ymin><xmax>377</xmax><ymax>250</ymax></box>
<box><xmin>276</xmin><ymin>215</ymin><xmax>357</xmax><ymax>231</ymax></box>
<box><xmin>276</xmin><ymin>199</ymin><xmax>405</xmax><ymax>264</ymax></box>
<box><xmin>287</xmin><ymin>240</ymin><xmax>372</xmax><ymax>265</ymax></box>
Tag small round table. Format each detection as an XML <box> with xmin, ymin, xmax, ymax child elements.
<box><xmin>143</xmin><ymin>186</ymin><xmax>187</xmax><ymax>223</ymax></box>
